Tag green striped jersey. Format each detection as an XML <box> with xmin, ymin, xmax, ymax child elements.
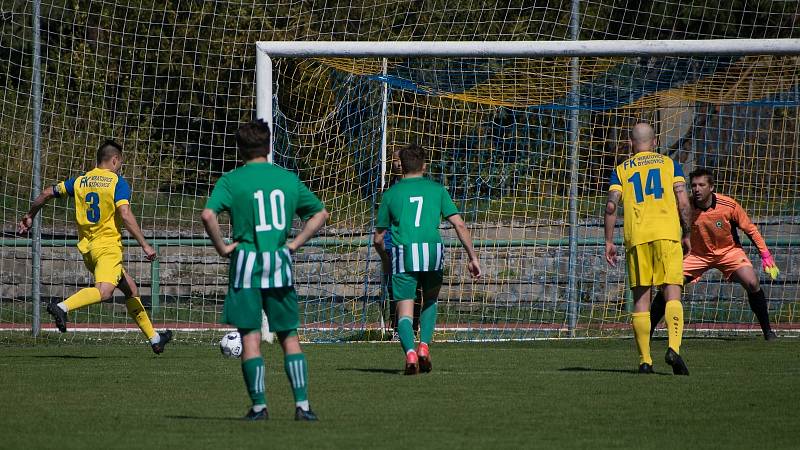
<box><xmin>230</xmin><ymin>248</ymin><xmax>293</xmax><ymax>289</ymax></box>
<box><xmin>206</xmin><ymin>161</ymin><xmax>324</xmax><ymax>288</ymax></box>
<box><xmin>376</xmin><ymin>176</ymin><xmax>458</xmax><ymax>274</ymax></box>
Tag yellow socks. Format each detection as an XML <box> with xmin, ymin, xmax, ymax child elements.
<box><xmin>62</xmin><ymin>287</ymin><xmax>102</xmax><ymax>311</ymax></box>
<box><xmin>631</xmin><ymin>312</ymin><xmax>652</xmax><ymax>365</ymax></box>
<box><xmin>126</xmin><ymin>297</ymin><xmax>158</xmax><ymax>341</ymax></box>
<box><xmin>665</xmin><ymin>300</ymin><xmax>684</xmax><ymax>353</ymax></box>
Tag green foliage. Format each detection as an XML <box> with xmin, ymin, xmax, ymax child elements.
<box><xmin>1</xmin><ymin>1</ymin><xmax>798</xmax><ymax>216</ymax></box>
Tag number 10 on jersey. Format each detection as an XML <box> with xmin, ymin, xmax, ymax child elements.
<box><xmin>254</xmin><ymin>189</ymin><xmax>286</xmax><ymax>231</ymax></box>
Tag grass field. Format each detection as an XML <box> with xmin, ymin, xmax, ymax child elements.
<box><xmin>1</xmin><ymin>338</ymin><xmax>798</xmax><ymax>449</ymax></box>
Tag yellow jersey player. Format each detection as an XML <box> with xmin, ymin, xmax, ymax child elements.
<box><xmin>18</xmin><ymin>140</ymin><xmax>172</xmax><ymax>353</ymax></box>
<box><xmin>604</xmin><ymin>123</ymin><xmax>693</xmax><ymax>375</ymax></box>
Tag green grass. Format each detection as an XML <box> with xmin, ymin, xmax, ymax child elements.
<box><xmin>0</xmin><ymin>338</ymin><xmax>798</xmax><ymax>449</ymax></box>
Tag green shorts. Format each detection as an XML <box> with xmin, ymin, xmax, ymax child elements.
<box><xmin>391</xmin><ymin>271</ymin><xmax>443</xmax><ymax>301</ymax></box>
<box><xmin>221</xmin><ymin>286</ymin><xmax>300</xmax><ymax>332</ymax></box>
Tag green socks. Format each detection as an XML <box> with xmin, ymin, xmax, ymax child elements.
<box><xmin>242</xmin><ymin>357</ymin><xmax>266</xmax><ymax>407</ymax></box>
<box><xmin>398</xmin><ymin>316</ymin><xmax>416</xmax><ymax>353</ymax></box>
<box><xmin>284</xmin><ymin>353</ymin><xmax>309</xmax><ymax>409</ymax></box>
<box><xmin>420</xmin><ymin>301</ymin><xmax>437</xmax><ymax>344</ymax></box>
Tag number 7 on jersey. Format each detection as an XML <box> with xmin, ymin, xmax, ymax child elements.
<box><xmin>410</xmin><ymin>196</ymin><xmax>423</xmax><ymax>227</ymax></box>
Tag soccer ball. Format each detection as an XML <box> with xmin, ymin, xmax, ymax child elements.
<box><xmin>219</xmin><ymin>331</ymin><xmax>242</xmax><ymax>358</ymax></box>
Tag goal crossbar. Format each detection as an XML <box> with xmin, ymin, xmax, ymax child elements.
<box><xmin>256</xmin><ymin>39</ymin><xmax>800</xmax><ymax>58</ymax></box>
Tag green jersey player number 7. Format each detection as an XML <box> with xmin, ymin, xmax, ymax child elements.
<box><xmin>373</xmin><ymin>144</ymin><xmax>481</xmax><ymax>375</ymax></box>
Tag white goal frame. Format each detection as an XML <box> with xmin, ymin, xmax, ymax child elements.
<box><xmin>254</xmin><ymin>39</ymin><xmax>800</xmax><ymax>337</ymax></box>
<box><xmin>255</xmin><ymin>38</ymin><xmax>800</xmax><ymax>175</ymax></box>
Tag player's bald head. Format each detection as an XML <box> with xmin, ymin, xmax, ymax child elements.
<box><xmin>629</xmin><ymin>123</ymin><xmax>657</xmax><ymax>152</ymax></box>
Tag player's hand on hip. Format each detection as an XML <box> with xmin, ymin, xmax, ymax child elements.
<box><xmin>604</xmin><ymin>242</ymin><xmax>617</xmax><ymax>267</ymax></box>
<box><xmin>681</xmin><ymin>236</ymin><xmax>692</xmax><ymax>256</ymax></box>
<box><xmin>285</xmin><ymin>242</ymin><xmax>298</xmax><ymax>254</ymax></box>
<box><xmin>760</xmin><ymin>250</ymin><xmax>780</xmax><ymax>280</ymax></box>
<box><xmin>218</xmin><ymin>241</ymin><xmax>238</xmax><ymax>258</ymax></box>
<box><xmin>17</xmin><ymin>215</ymin><xmax>32</xmax><ymax>235</ymax></box>
<box><xmin>143</xmin><ymin>244</ymin><xmax>158</xmax><ymax>261</ymax></box>
<box><xmin>468</xmin><ymin>258</ymin><xmax>482</xmax><ymax>278</ymax></box>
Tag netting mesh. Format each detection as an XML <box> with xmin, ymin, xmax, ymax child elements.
<box><xmin>1</xmin><ymin>1</ymin><xmax>799</xmax><ymax>342</ymax></box>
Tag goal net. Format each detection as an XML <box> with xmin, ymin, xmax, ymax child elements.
<box><xmin>261</xmin><ymin>44</ymin><xmax>800</xmax><ymax>341</ymax></box>
<box><xmin>1</xmin><ymin>1</ymin><xmax>799</xmax><ymax>343</ymax></box>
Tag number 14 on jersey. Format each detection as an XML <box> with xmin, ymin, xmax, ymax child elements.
<box><xmin>627</xmin><ymin>168</ymin><xmax>664</xmax><ymax>203</ymax></box>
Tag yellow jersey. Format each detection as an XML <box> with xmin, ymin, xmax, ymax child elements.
<box><xmin>608</xmin><ymin>151</ymin><xmax>685</xmax><ymax>248</ymax></box>
<box><xmin>54</xmin><ymin>167</ymin><xmax>131</xmax><ymax>254</ymax></box>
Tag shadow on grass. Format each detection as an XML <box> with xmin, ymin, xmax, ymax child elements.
<box><xmin>5</xmin><ymin>355</ymin><xmax>102</xmax><ymax>359</ymax></box>
<box><xmin>336</xmin><ymin>367</ymin><xmax>404</xmax><ymax>375</ymax></box>
<box><xmin>165</xmin><ymin>415</ymin><xmax>244</xmax><ymax>421</ymax></box>
<box><xmin>559</xmin><ymin>366</ymin><xmax>670</xmax><ymax>376</ymax></box>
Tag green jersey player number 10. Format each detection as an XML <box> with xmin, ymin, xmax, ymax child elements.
<box><xmin>254</xmin><ymin>189</ymin><xmax>286</xmax><ymax>231</ymax></box>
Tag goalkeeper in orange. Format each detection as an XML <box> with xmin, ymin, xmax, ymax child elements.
<box><xmin>18</xmin><ymin>140</ymin><xmax>173</xmax><ymax>353</ymax></box>
<box><xmin>651</xmin><ymin>168</ymin><xmax>779</xmax><ymax>341</ymax></box>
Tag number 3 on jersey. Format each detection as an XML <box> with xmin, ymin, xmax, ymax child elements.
<box><xmin>627</xmin><ymin>168</ymin><xmax>664</xmax><ymax>203</ymax></box>
<box><xmin>254</xmin><ymin>189</ymin><xmax>286</xmax><ymax>232</ymax></box>
<box><xmin>85</xmin><ymin>192</ymin><xmax>100</xmax><ymax>223</ymax></box>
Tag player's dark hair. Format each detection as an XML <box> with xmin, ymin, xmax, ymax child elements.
<box><xmin>689</xmin><ymin>167</ymin><xmax>715</xmax><ymax>186</ymax></box>
<box><xmin>398</xmin><ymin>143</ymin><xmax>427</xmax><ymax>174</ymax></box>
<box><xmin>236</xmin><ymin>119</ymin><xmax>271</xmax><ymax>160</ymax></box>
<box><xmin>96</xmin><ymin>140</ymin><xmax>123</xmax><ymax>164</ymax></box>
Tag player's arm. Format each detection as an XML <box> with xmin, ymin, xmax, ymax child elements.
<box><xmin>286</xmin><ymin>208</ymin><xmax>329</xmax><ymax>254</ymax></box>
<box><xmin>202</xmin><ymin>175</ymin><xmax>238</xmax><ymax>258</ymax></box>
<box><xmin>373</xmin><ymin>192</ymin><xmax>392</xmax><ymax>274</ymax></box>
<box><xmin>200</xmin><ymin>208</ymin><xmax>238</xmax><ymax>258</ymax></box>
<box><xmin>734</xmin><ymin>201</ymin><xmax>779</xmax><ymax>279</ymax></box>
<box><xmin>113</xmin><ymin>177</ymin><xmax>157</xmax><ymax>261</ymax></box>
<box><xmin>288</xmin><ymin>179</ymin><xmax>329</xmax><ymax>254</ymax></box>
<box><xmin>603</xmin><ymin>189</ymin><xmax>621</xmax><ymax>267</ymax></box>
<box><xmin>18</xmin><ymin>186</ymin><xmax>58</xmax><ymax>234</ymax></box>
<box><xmin>118</xmin><ymin>204</ymin><xmax>157</xmax><ymax>261</ymax></box>
<box><xmin>446</xmin><ymin>213</ymin><xmax>481</xmax><ymax>278</ymax></box>
<box><xmin>373</xmin><ymin>228</ymin><xmax>391</xmax><ymax>273</ymax></box>
<box><xmin>673</xmin><ymin>181</ymin><xmax>692</xmax><ymax>255</ymax></box>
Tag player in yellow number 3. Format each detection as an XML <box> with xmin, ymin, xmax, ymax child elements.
<box><xmin>18</xmin><ymin>140</ymin><xmax>172</xmax><ymax>353</ymax></box>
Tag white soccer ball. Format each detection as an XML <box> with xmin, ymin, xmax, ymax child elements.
<box><xmin>219</xmin><ymin>331</ymin><xmax>242</xmax><ymax>358</ymax></box>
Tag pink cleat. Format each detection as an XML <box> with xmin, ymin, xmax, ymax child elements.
<box><xmin>417</xmin><ymin>343</ymin><xmax>432</xmax><ymax>373</ymax></box>
<box><xmin>404</xmin><ymin>350</ymin><xmax>419</xmax><ymax>375</ymax></box>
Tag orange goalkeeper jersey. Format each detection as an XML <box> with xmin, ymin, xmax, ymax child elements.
<box><xmin>690</xmin><ymin>193</ymin><xmax>768</xmax><ymax>258</ymax></box>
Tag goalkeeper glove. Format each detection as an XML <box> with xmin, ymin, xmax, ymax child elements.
<box><xmin>760</xmin><ymin>251</ymin><xmax>780</xmax><ymax>280</ymax></box>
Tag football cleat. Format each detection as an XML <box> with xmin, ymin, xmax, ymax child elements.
<box><xmin>244</xmin><ymin>407</ymin><xmax>269</xmax><ymax>421</ymax></box>
<box><xmin>417</xmin><ymin>343</ymin><xmax>432</xmax><ymax>373</ymax></box>
<box><xmin>151</xmin><ymin>330</ymin><xmax>174</xmax><ymax>354</ymax></box>
<box><xmin>46</xmin><ymin>302</ymin><xmax>68</xmax><ymax>333</ymax></box>
<box><xmin>764</xmin><ymin>330</ymin><xmax>778</xmax><ymax>341</ymax></box>
<box><xmin>638</xmin><ymin>363</ymin><xmax>654</xmax><ymax>374</ymax></box>
<box><xmin>404</xmin><ymin>350</ymin><xmax>419</xmax><ymax>375</ymax></box>
<box><xmin>294</xmin><ymin>407</ymin><xmax>318</xmax><ymax>421</ymax></box>
<box><xmin>665</xmin><ymin>348</ymin><xmax>689</xmax><ymax>376</ymax></box>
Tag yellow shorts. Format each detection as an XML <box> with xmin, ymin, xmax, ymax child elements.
<box><xmin>81</xmin><ymin>246</ymin><xmax>124</xmax><ymax>285</ymax></box>
<box><xmin>626</xmin><ymin>240</ymin><xmax>684</xmax><ymax>287</ymax></box>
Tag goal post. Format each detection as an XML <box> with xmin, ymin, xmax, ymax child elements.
<box><xmin>256</xmin><ymin>39</ymin><xmax>800</xmax><ymax>340</ymax></box>
<box><xmin>256</xmin><ymin>39</ymin><xmax>800</xmax><ymax>58</ymax></box>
